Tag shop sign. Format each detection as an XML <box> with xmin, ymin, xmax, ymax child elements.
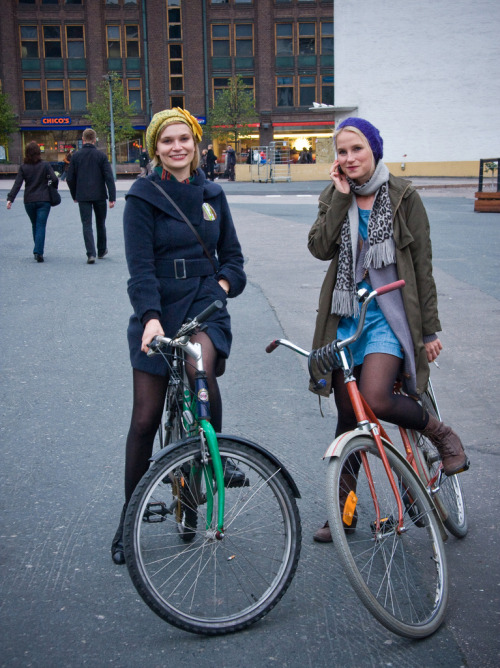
<box><xmin>41</xmin><ymin>117</ymin><xmax>72</xmax><ymax>125</ymax></box>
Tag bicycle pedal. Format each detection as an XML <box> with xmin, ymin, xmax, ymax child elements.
<box><xmin>371</xmin><ymin>515</ymin><xmax>397</xmax><ymax>535</ymax></box>
<box><xmin>143</xmin><ymin>501</ymin><xmax>171</xmax><ymax>523</ymax></box>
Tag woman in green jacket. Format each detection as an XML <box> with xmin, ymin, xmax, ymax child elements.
<box><xmin>308</xmin><ymin>118</ymin><xmax>468</xmax><ymax>543</ymax></box>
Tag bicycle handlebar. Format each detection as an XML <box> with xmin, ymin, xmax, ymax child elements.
<box><xmin>266</xmin><ymin>280</ymin><xmax>406</xmax><ymax>382</ymax></box>
<box><xmin>147</xmin><ymin>299</ymin><xmax>224</xmax><ymax>356</ymax></box>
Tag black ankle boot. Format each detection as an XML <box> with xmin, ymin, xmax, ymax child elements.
<box><xmin>111</xmin><ymin>504</ymin><xmax>127</xmax><ymax>565</ymax></box>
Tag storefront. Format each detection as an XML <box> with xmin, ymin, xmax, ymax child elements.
<box><xmin>19</xmin><ymin>118</ymin><xmax>146</xmax><ymax>167</ymax></box>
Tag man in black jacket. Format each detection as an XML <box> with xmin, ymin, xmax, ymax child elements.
<box><xmin>67</xmin><ymin>128</ymin><xmax>116</xmax><ymax>264</ymax></box>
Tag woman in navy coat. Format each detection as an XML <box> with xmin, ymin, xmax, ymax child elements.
<box><xmin>112</xmin><ymin>108</ymin><xmax>246</xmax><ymax>564</ymax></box>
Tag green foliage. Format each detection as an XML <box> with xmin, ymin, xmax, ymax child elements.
<box><xmin>206</xmin><ymin>75</ymin><xmax>258</xmax><ymax>147</ymax></box>
<box><xmin>84</xmin><ymin>73</ymin><xmax>135</xmax><ymax>150</ymax></box>
<box><xmin>0</xmin><ymin>91</ymin><xmax>17</xmax><ymax>149</ymax></box>
<box><xmin>484</xmin><ymin>161</ymin><xmax>498</xmax><ymax>175</ymax></box>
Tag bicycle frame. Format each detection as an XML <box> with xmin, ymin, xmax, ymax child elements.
<box><xmin>155</xmin><ymin>336</ymin><xmax>226</xmax><ymax>537</ymax></box>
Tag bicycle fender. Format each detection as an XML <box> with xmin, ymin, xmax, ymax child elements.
<box><xmin>322</xmin><ymin>429</ymin><xmax>449</xmax><ymax>542</ymax></box>
<box><xmin>150</xmin><ymin>433</ymin><xmax>301</xmax><ymax>499</ymax></box>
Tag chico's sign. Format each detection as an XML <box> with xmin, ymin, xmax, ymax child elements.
<box><xmin>41</xmin><ymin>117</ymin><xmax>72</xmax><ymax>125</ymax></box>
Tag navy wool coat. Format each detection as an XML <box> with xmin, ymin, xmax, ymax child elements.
<box><xmin>123</xmin><ymin>169</ymin><xmax>246</xmax><ymax>375</ymax></box>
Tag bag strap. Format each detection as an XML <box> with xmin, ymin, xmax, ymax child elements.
<box><xmin>149</xmin><ymin>180</ymin><xmax>217</xmax><ymax>273</ymax></box>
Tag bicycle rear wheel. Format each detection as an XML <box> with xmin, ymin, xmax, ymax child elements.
<box><xmin>326</xmin><ymin>436</ymin><xmax>448</xmax><ymax>639</ymax></box>
<box><xmin>123</xmin><ymin>438</ymin><xmax>301</xmax><ymax>635</ymax></box>
<box><xmin>410</xmin><ymin>389</ymin><xmax>468</xmax><ymax>538</ymax></box>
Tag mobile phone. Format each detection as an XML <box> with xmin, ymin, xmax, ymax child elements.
<box><xmin>337</xmin><ymin>165</ymin><xmax>344</xmax><ymax>175</ymax></box>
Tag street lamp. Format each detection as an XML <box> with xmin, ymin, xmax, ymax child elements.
<box><xmin>103</xmin><ymin>74</ymin><xmax>117</xmax><ymax>180</ymax></box>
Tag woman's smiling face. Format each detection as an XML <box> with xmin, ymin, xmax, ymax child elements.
<box><xmin>156</xmin><ymin>123</ymin><xmax>196</xmax><ymax>180</ymax></box>
<box><xmin>335</xmin><ymin>130</ymin><xmax>375</xmax><ymax>184</ymax></box>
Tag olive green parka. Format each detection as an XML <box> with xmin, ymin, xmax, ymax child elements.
<box><xmin>308</xmin><ymin>174</ymin><xmax>441</xmax><ymax>397</ymax></box>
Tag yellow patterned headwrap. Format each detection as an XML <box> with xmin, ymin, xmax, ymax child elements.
<box><xmin>146</xmin><ymin>108</ymin><xmax>203</xmax><ymax>159</ymax></box>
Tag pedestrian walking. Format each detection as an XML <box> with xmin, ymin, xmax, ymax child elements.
<box><xmin>66</xmin><ymin>128</ymin><xmax>116</xmax><ymax>264</ymax></box>
<box><xmin>308</xmin><ymin>117</ymin><xmax>469</xmax><ymax>543</ymax></box>
<box><xmin>110</xmin><ymin>107</ymin><xmax>247</xmax><ymax>565</ymax></box>
<box><xmin>138</xmin><ymin>150</ymin><xmax>150</xmax><ymax>178</ymax></box>
<box><xmin>206</xmin><ymin>144</ymin><xmax>217</xmax><ymax>181</ymax></box>
<box><xmin>6</xmin><ymin>141</ymin><xmax>59</xmax><ymax>263</ymax></box>
<box><xmin>226</xmin><ymin>144</ymin><xmax>236</xmax><ymax>181</ymax></box>
<box><xmin>60</xmin><ymin>149</ymin><xmax>73</xmax><ymax>181</ymax></box>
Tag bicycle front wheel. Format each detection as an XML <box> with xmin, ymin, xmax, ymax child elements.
<box><xmin>326</xmin><ymin>437</ymin><xmax>448</xmax><ymax>639</ymax></box>
<box><xmin>123</xmin><ymin>438</ymin><xmax>301</xmax><ymax>635</ymax></box>
<box><xmin>410</xmin><ymin>390</ymin><xmax>468</xmax><ymax>538</ymax></box>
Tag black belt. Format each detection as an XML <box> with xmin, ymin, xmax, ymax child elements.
<box><xmin>155</xmin><ymin>258</ymin><xmax>216</xmax><ymax>280</ymax></box>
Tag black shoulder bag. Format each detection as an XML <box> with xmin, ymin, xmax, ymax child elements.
<box><xmin>45</xmin><ymin>163</ymin><xmax>61</xmax><ymax>207</ymax></box>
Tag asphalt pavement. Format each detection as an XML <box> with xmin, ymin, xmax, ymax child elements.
<box><xmin>1</xmin><ymin>178</ymin><xmax>499</xmax><ymax>668</ymax></box>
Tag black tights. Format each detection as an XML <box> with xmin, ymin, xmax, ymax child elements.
<box><xmin>124</xmin><ymin>331</ymin><xmax>223</xmax><ymax>503</ymax></box>
<box><xmin>332</xmin><ymin>353</ymin><xmax>428</xmax><ymax>439</ymax></box>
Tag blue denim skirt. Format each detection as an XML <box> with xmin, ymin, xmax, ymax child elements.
<box><xmin>337</xmin><ymin>281</ymin><xmax>403</xmax><ymax>367</ymax></box>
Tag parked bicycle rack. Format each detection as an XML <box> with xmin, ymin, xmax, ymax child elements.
<box><xmin>474</xmin><ymin>158</ymin><xmax>500</xmax><ymax>212</ymax></box>
<box><xmin>250</xmin><ymin>141</ymin><xmax>291</xmax><ymax>183</ymax></box>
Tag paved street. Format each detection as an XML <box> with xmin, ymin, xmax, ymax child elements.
<box><xmin>1</xmin><ymin>178</ymin><xmax>499</xmax><ymax>667</ymax></box>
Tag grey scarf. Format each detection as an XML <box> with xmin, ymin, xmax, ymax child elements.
<box><xmin>331</xmin><ymin>161</ymin><xmax>395</xmax><ymax>316</ymax></box>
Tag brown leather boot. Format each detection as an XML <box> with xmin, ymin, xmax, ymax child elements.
<box><xmin>313</xmin><ymin>474</ymin><xmax>358</xmax><ymax>542</ymax></box>
<box><xmin>422</xmin><ymin>414</ymin><xmax>469</xmax><ymax>476</ymax></box>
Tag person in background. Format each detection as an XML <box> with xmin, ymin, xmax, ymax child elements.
<box><xmin>60</xmin><ymin>149</ymin><xmax>73</xmax><ymax>181</ymax></box>
<box><xmin>138</xmin><ymin>149</ymin><xmax>150</xmax><ymax>178</ymax></box>
<box><xmin>6</xmin><ymin>141</ymin><xmax>58</xmax><ymax>263</ymax></box>
<box><xmin>67</xmin><ymin>128</ymin><xmax>116</xmax><ymax>264</ymax></box>
<box><xmin>226</xmin><ymin>144</ymin><xmax>236</xmax><ymax>181</ymax></box>
<box><xmin>206</xmin><ymin>144</ymin><xmax>217</xmax><ymax>181</ymax></box>
<box><xmin>308</xmin><ymin>117</ymin><xmax>469</xmax><ymax>543</ymax></box>
<box><xmin>111</xmin><ymin>108</ymin><xmax>247</xmax><ymax>565</ymax></box>
<box><xmin>201</xmin><ymin>148</ymin><xmax>209</xmax><ymax>176</ymax></box>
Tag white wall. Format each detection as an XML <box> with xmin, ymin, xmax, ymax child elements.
<box><xmin>334</xmin><ymin>0</ymin><xmax>500</xmax><ymax>162</ymax></box>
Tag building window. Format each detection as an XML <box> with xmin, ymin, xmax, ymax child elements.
<box><xmin>213</xmin><ymin>77</ymin><xmax>229</xmax><ymax>100</ymax></box>
<box><xmin>66</xmin><ymin>25</ymin><xmax>85</xmax><ymax>58</ymax></box>
<box><xmin>23</xmin><ymin>80</ymin><xmax>42</xmax><ymax>110</ymax></box>
<box><xmin>171</xmin><ymin>96</ymin><xmax>184</xmax><ymax>108</ymax></box>
<box><xmin>20</xmin><ymin>26</ymin><xmax>39</xmax><ymax>58</ymax></box>
<box><xmin>299</xmin><ymin>75</ymin><xmax>316</xmax><ymax>107</ymax></box>
<box><xmin>277</xmin><ymin>76</ymin><xmax>293</xmax><ymax>107</ymax></box>
<box><xmin>107</xmin><ymin>26</ymin><xmax>121</xmax><ymax>58</ymax></box>
<box><xmin>321</xmin><ymin>21</ymin><xmax>333</xmax><ymax>55</ymax></box>
<box><xmin>235</xmin><ymin>24</ymin><xmax>253</xmax><ymax>57</ymax></box>
<box><xmin>125</xmin><ymin>25</ymin><xmax>140</xmax><ymax>57</ymax></box>
<box><xmin>212</xmin><ymin>24</ymin><xmax>230</xmax><ymax>57</ymax></box>
<box><xmin>43</xmin><ymin>0</ymin><xmax>58</xmax><ymax>4</ymax></box>
<box><xmin>298</xmin><ymin>23</ymin><xmax>315</xmax><ymax>55</ymax></box>
<box><xmin>128</xmin><ymin>79</ymin><xmax>142</xmax><ymax>110</ymax></box>
<box><xmin>69</xmin><ymin>79</ymin><xmax>87</xmax><ymax>109</ymax></box>
<box><xmin>65</xmin><ymin>0</ymin><xmax>83</xmax><ymax>4</ymax></box>
<box><xmin>276</xmin><ymin>23</ymin><xmax>293</xmax><ymax>55</ymax></box>
<box><xmin>43</xmin><ymin>26</ymin><xmax>62</xmax><ymax>58</ymax></box>
<box><xmin>241</xmin><ymin>76</ymin><xmax>255</xmax><ymax>99</ymax></box>
<box><xmin>167</xmin><ymin>6</ymin><xmax>182</xmax><ymax>40</ymax></box>
<box><xmin>321</xmin><ymin>74</ymin><xmax>334</xmax><ymax>105</ymax></box>
<box><xmin>169</xmin><ymin>43</ymin><xmax>184</xmax><ymax>92</ymax></box>
<box><xmin>47</xmin><ymin>79</ymin><xmax>65</xmax><ymax>109</ymax></box>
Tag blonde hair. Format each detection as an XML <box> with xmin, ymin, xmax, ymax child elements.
<box><xmin>333</xmin><ymin>126</ymin><xmax>375</xmax><ymax>171</ymax></box>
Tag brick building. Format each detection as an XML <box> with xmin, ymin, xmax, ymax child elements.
<box><xmin>0</xmin><ymin>0</ymin><xmax>334</xmax><ymax>170</ymax></box>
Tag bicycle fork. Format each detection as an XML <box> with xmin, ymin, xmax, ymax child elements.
<box><xmin>195</xmin><ymin>371</ymin><xmax>225</xmax><ymax>538</ymax></box>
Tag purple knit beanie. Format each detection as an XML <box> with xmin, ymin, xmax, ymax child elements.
<box><xmin>336</xmin><ymin>117</ymin><xmax>384</xmax><ymax>164</ymax></box>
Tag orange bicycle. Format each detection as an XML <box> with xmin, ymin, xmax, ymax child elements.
<box><xmin>267</xmin><ymin>279</ymin><xmax>467</xmax><ymax>638</ymax></box>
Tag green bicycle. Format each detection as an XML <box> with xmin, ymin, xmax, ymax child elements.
<box><xmin>123</xmin><ymin>301</ymin><xmax>302</xmax><ymax>635</ymax></box>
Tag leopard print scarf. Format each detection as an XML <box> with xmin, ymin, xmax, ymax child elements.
<box><xmin>331</xmin><ymin>161</ymin><xmax>395</xmax><ymax>316</ymax></box>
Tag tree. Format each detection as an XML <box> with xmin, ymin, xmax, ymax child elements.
<box><xmin>0</xmin><ymin>91</ymin><xmax>17</xmax><ymax>156</ymax></box>
<box><xmin>206</xmin><ymin>75</ymin><xmax>258</xmax><ymax>149</ymax></box>
<box><xmin>84</xmin><ymin>73</ymin><xmax>135</xmax><ymax>151</ymax></box>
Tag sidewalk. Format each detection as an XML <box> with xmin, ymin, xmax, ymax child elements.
<box><xmin>0</xmin><ymin>175</ymin><xmax>480</xmax><ymax>194</ymax></box>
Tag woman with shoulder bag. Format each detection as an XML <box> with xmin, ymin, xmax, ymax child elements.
<box><xmin>6</xmin><ymin>141</ymin><xmax>59</xmax><ymax>263</ymax></box>
<box><xmin>111</xmin><ymin>108</ymin><xmax>247</xmax><ymax>565</ymax></box>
